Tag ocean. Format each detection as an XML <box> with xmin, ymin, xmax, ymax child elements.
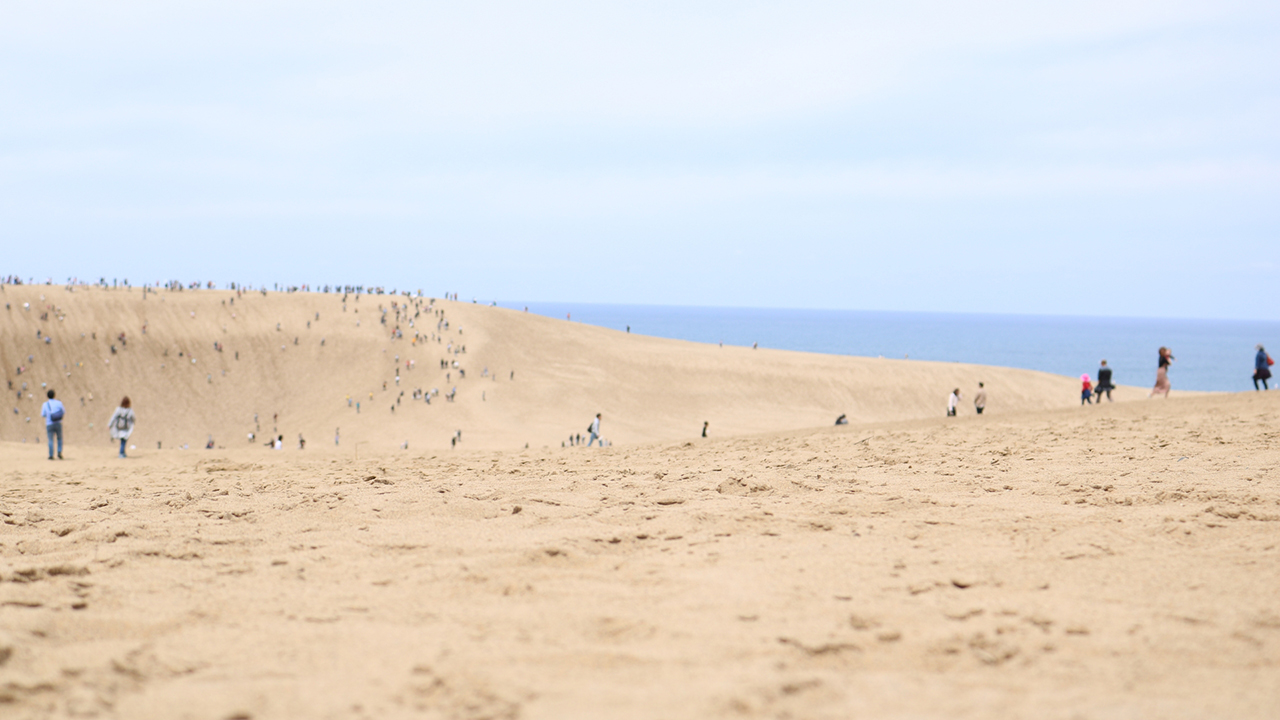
<box><xmin>506</xmin><ymin>303</ymin><xmax>1280</xmax><ymax>393</ymax></box>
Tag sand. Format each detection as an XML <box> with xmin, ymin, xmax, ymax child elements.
<box><xmin>2</xmin><ymin>285</ymin><xmax>1277</xmax><ymax>718</ymax></box>
<box><xmin>2</xmin><ymin>284</ymin><xmax>1144</xmax><ymax>452</ymax></box>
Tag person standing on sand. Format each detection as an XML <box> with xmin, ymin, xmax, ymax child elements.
<box><xmin>702</xmin><ymin>421</ymin><xmax>709</xmax><ymax>438</ymax></box>
<box><xmin>587</xmin><ymin>413</ymin><xmax>602</xmax><ymax>447</ymax></box>
<box><xmin>1080</xmin><ymin>375</ymin><xmax>1093</xmax><ymax>405</ymax></box>
<box><xmin>1150</xmin><ymin>347</ymin><xmax>1173</xmax><ymax>397</ymax></box>
<box><xmin>1254</xmin><ymin>345</ymin><xmax>1272</xmax><ymax>390</ymax></box>
<box><xmin>974</xmin><ymin>383</ymin><xmax>987</xmax><ymax>415</ymax></box>
<box><xmin>108</xmin><ymin>397</ymin><xmax>136</xmax><ymax>458</ymax></box>
<box><xmin>41</xmin><ymin>389</ymin><xmax>65</xmax><ymax>459</ymax></box>
<box><xmin>1095</xmin><ymin>361</ymin><xmax>1115</xmax><ymax>402</ymax></box>
<box><xmin>947</xmin><ymin>389</ymin><xmax>961</xmax><ymax>417</ymax></box>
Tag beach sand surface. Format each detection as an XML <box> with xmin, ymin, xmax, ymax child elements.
<box><xmin>2</xmin><ymin>285</ymin><xmax>1276</xmax><ymax>718</ymax></box>
<box><xmin>3</xmin><ymin>285</ymin><xmax>1147</xmax><ymax>453</ymax></box>
<box><xmin>3</xmin><ymin>392</ymin><xmax>1278</xmax><ymax>718</ymax></box>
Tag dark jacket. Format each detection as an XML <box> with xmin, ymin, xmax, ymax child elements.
<box><xmin>1096</xmin><ymin>367</ymin><xmax>1114</xmax><ymax>390</ymax></box>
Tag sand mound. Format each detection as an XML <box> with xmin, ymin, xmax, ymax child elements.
<box><xmin>2</xmin><ymin>285</ymin><xmax>1146</xmax><ymax>454</ymax></box>
<box><xmin>1</xmin><ymin>391</ymin><xmax>1277</xmax><ymax>718</ymax></box>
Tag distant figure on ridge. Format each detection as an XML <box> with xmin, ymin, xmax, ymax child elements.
<box><xmin>973</xmin><ymin>383</ymin><xmax>987</xmax><ymax>415</ymax></box>
<box><xmin>1095</xmin><ymin>361</ymin><xmax>1114</xmax><ymax>402</ymax></box>
<box><xmin>1080</xmin><ymin>375</ymin><xmax>1093</xmax><ymax>405</ymax></box>
<box><xmin>1254</xmin><ymin>345</ymin><xmax>1272</xmax><ymax>390</ymax></box>
<box><xmin>835</xmin><ymin>414</ymin><xmax>848</xmax><ymax>425</ymax></box>
<box><xmin>947</xmin><ymin>389</ymin><xmax>961</xmax><ymax>417</ymax></box>
<box><xmin>1150</xmin><ymin>347</ymin><xmax>1173</xmax><ymax>398</ymax></box>
<box><xmin>587</xmin><ymin>413</ymin><xmax>602</xmax><ymax>447</ymax></box>
<box><xmin>108</xmin><ymin>396</ymin><xmax>136</xmax><ymax>458</ymax></box>
<box><xmin>702</xmin><ymin>421</ymin><xmax>709</xmax><ymax>438</ymax></box>
<box><xmin>41</xmin><ymin>389</ymin><xmax>65</xmax><ymax>460</ymax></box>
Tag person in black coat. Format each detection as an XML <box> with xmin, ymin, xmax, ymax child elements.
<box><xmin>1095</xmin><ymin>360</ymin><xmax>1115</xmax><ymax>402</ymax></box>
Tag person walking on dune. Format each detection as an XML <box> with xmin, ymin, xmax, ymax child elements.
<box><xmin>1150</xmin><ymin>347</ymin><xmax>1173</xmax><ymax>398</ymax></box>
<box><xmin>41</xmin><ymin>389</ymin><xmax>65</xmax><ymax>460</ymax></box>
<box><xmin>947</xmin><ymin>389</ymin><xmax>961</xmax><ymax>417</ymax></box>
<box><xmin>973</xmin><ymin>383</ymin><xmax>987</xmax><ymax>415</ymax></box>
<box><xmin>587</xmin><ymin>413</ymin><xmax>602</xmax><ymax>447</ymax></box>
<box><xmin>702</xmin><ymin>421</ymin><xmax>709</xmax><ymax>438</ymax></box>
<box><xmin>1080</xmin><ymin>375</ymin><xmax>1093</xmax><ymax>405</ymax></box>
<box><xmin>108</xmin><ymin>397</ymin><xmax>136</xmax><ymax>458</ymax></box>
<box><xmin>1095</xmin><ymin>360</ymin><xmax>1115</xmax><ymax>402</ymax></box>
<box><xmin>1254</xmin><ymin>345</ymin><xmax>1272</xmax><ymax>390</ymax></box>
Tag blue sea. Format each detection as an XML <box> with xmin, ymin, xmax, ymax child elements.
<box><xmin>506</xmin><ymin>303</ymin><xmax>1280</xmax><ymax>393</ymax></box>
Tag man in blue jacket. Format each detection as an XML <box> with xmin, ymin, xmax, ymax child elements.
<box><xmin>41</xmin><ymin>389</ymin><xmax>65</xmax><ymax>460</ymax></box>
<box><xmin>1255</xmin><ymin>345</ymin><xmax>1272</xmax><ymax>391</ymax></box>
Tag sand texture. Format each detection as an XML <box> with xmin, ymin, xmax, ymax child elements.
<box><xmin>2</xmin><ymin>285</ymin><xmax>1147</xmax><ymax>452</ymax></box>
<box><xmin>2</xmin><ymin>286</ymin><xmax>1277</xmax><ymax>718</ymax></box>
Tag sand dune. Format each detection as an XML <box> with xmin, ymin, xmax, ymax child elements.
<box><xmin>5</xmin><ymin>284</ymin><xmax>1274</xmax><ymax>719</ymax></box>
<box><xmin>3</xmin><ymin>285</ymin><xmax>1146</xmax><ymax>454</ymax></box>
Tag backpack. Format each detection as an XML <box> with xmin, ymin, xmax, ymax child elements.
<box><xmin>587</xmin><ymin>423</ymin><xmax>593</xmax><ymax>433</ymax></box>
<box><xmin>49</xmin><ymin>404</ymin><xmax>64</xmax><ymax>422</ymax></box>
<box><xmin>115</xmin><ymin>412</ymin><xmax>129</xmax><ymax>431</ymax></box>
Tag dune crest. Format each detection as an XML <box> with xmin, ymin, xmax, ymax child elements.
<box><xmin>3</xmin><ymin>285</ymin><xmax>1138</xmax><ymax>453</ymax></box>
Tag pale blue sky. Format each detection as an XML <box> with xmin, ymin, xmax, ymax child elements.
<box><xmin>2</xmin><ymin>2</ymin><xmax>1277</xmax><ymax>319</ymax></box>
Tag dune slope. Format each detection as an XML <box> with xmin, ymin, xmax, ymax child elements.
<box><xmin>3</xmin><ymin>284</ymin><xmax>1139</xmax><ymax>453</ymax></box>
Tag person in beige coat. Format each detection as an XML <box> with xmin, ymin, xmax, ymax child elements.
<box><xmin>108</xmin><ymin>397</ymin><xmax>136</xmax><ymax>458</ymax></box>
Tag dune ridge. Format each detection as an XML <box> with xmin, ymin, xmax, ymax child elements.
<box><xmin>3</xmin><ymin>285</ymin><xmax>1146</xmax><ymax>454</ymax></box>
<box><xmin>1</xmin><ymin>284</ymin><xmax>1277</xmax><ymax>718</ymax></box>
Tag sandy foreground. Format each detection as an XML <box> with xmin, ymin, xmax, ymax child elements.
<box><xmin>3</xmin><ymin>391</ymin><xmax>1278</xmax><ymax>719</ymax></box>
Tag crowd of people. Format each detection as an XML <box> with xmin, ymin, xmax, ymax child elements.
<box><xmin>5</xmin><ymin>281</ymin><xmax>504</xmax><ymax>456</ymax></box>
<box><xmin>1</xmin><ymin>274</ymin><xmax>468</xmax><ymax>299</ymax></box>
<box><xmin>940</xmin><ymin>344</ymin><xmax>1273</xmax><ymax>418</ymax></box>
<box><xmin>6</xmin><ymin>278</ymin><xmax>1275</xmax><ymax>451</ymax></box>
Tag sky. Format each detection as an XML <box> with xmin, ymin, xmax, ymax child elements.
<box><xmin>2</xmin><ymin>1</ymin><xmax>1278</xmax><ymax>319</ymax></box>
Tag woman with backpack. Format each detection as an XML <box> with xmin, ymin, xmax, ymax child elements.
<box><xmin>108</xmin><ymin>397</ymin><xmax>136</xmax><ymax>458</ymax></box>
<box><xmin>1255</xmin><ymin>345</ymin><xmax>1273</xmax><ymax>391</ymax></box>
